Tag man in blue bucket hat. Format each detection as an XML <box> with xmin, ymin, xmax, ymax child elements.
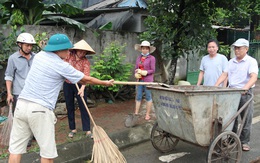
<box><xmin>8</xmin><ymin>33</ymin><xmax>114</xmax><ymax>163</ymax></box>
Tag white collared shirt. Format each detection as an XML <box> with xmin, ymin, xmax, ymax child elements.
<box><xmin>225</xmin><ymin>54</ymin><xmax>258</xmax><ymax>88</ymax></box>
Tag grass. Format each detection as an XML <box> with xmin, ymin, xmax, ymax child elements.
<box><xmin>28</xmin><ymin>142</ymin><xmax>40</xmax><ymax>153</ymax></box>
<box><xmin>0</xmin><ymin>146</ymin><xmax>9</xmax><ymax>159</ymax></box>
<box><xmin>0</xmin><ymin>152</ymin><xmax>9</xmax><ymax>159</ymax></box>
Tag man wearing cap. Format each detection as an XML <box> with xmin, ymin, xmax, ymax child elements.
<box><xmin>8</xmin><ymin>34</ymin><xmax>114</xmax><ymax>163</ymax></box>
<box><xmin>215</xmin><ymin>38</ymin><xmax>258</xmax><ymax>151</ymax></box>
<box><xmin>5</xmin><ymin>32</ymin><xmax>36</xmax><ymax>109</ymax></box>
<box><xmin>5</xmin><ymin>33</ymin><xmax>37</xmax><ymax>147</ymax></box>
<box><xmin>63</xmin><ymin>40</ymin><xmax>95</xmax><ymax>138</ymax></box>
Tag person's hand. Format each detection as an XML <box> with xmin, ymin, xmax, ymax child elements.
<box><xmin>105</xmin><ymin>79</ymin><xmax>114</xmax><ymax>86</ymax></box>
<box><xmin>242</xmin><ymin>86</ymin><xmax>250</xmax><ymax>95</ymax></box>
<box><xmin>140</xmin><ymin>70</ymin><xmax>148</xmax><ymax>76</ymax></box>
<box><xmin>77</xmin><ymin>88</ymin><xmax>85</xmax><ymax>97</ymax></box>
<box><xmin>135</xmin><ymin>73</ymin><xmax>142</xmax><ymax>79</ymax></box>
<box><xmin>135</xmin><ymin>69</ymin><xmax>142</xmax><ymax>74</ymax></box>
<box><xmin>6</xmin><ymin>94</ymin><xmax>13</xmax><ymax>105</ymax></box>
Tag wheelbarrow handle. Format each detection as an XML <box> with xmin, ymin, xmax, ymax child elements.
<box><xmin>222</xmin><ymin>92</ymin><xmax>253</xmax><ymax>133</ymax></box>
<box><xmin>113</xmin><ymin>81</ymin><xmax>170</xmax><ymax>88</ymax></box>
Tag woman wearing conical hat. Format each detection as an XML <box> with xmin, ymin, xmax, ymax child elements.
<box><xmin>63</xmin><ymin>40</ymin><xmax>95</xmax><ymax>138</ymax></box>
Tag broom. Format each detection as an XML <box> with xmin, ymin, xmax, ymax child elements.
<box><xmin>75</xmin><ymin>84</ymin><xmax>126</xmax><ymax>163</ymax></box>
<box><xmin>0</xmin><ymin>102</ymin><xmax>13</xmax><ymax>146</ymax></box>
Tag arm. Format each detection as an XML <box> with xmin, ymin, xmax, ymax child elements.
<box><xmin>5</xmin><ymin>80</ymin><xmax>13</xmax><ymax>105</ymax></box>
<box><xmin>135</xmin><ymin>56</ymin><xmax>140</xmax><ymax>70</ymax></box>
<box><xmin>5</xmin><ymin>57</ymin><xmax>15</xmax><ymax>105</ymax></box>
<box><xmin>243</xmin><ymin>73</ymin><xmax>258</xmax><ymax>90</ymax></box>
<box><xmin>79</xmin><ymin>75</ymin><xmax>114</xmax><ymax>86</ymax></box>
<box><xmin>78</xmin><ymin>84</ymin><xmax>86</xmax><ymax>97</ymax></box>
<box><xmin>78</xmin><ymin>59</ymin><xmax>91</xmax><ymax>97</ymax></box>
<box><xmin>215</xmin><ymin>72</ymin><xmax>228</xmax><ymax>86</ymax></box>
<box><xmin>222</xmin><ymin>56</ymin><xmax>229</xmax><ymax>87</ymax></box>
<box><xmin>222</xmin><ymin>77</ymin><xmax>228</xmax><ymax>88</ymax></box>
<box><xmin>139</xmin><ymin>56</ymin><xmax>156</xmax><ymax>76</ymax></box>
<box><xmin>196</xmin><ymin>71</ymin><xmax>204</xmax><ymax>86</ymax></box>
<box><xmin>147</xmin><ymin>56</ymin><xmax>156</xmax><ymax>75</ymax></box>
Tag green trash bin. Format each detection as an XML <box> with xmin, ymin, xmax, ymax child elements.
<box><xmin>186</xmin><ymin>71</ymin><xmax>200</xmax><ymax>85</ymax></box>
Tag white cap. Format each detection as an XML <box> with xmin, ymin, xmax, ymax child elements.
<box><xmin>17</xmin><ymin>33</ymin><xmax>36</xmax><ymax>44</ymax></box>
<box><xmin>232</xmin><ymin>38</ymin><xmax>249</xmax><ymax>47</ymax></box>
<box><xmin>134</xmin><ymin>41</ymin><xmax>156</xmax><ymax>53</ymax></box>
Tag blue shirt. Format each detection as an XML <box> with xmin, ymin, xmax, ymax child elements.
<box><xmin>199</xmin><ymin>53</ymin><xmax>228</xmax><ymax>86</ymax></box>
<box><xmin>19</xmin><ymin>51</ymin><xmax>84</xmax><ymax>110</ymax></box>
<box><xmin>5</xmin><ymin>51</ymin><xmax>35</xmax><ymax>95</ymax></box>
<box><xmin>225</xmin><ymin>54</ymin><xmax>258</xmax><ymax>88</ymax></box>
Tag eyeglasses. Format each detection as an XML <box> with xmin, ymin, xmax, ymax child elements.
<box><xmin>234</xmin><ymin>46</ymin><xmax>247</xmax><ymax>50</ymax></box>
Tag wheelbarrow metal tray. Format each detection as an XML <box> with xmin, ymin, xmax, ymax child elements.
<box><xmin>148</xmin><ymin>85</ymin><xmax>245</xmax><ymax>147</ymax></box>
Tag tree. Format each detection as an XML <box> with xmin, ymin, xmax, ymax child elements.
<box><xmin>140</xmin><ymin>0</ymin><xmax>260</xmax><ymax>84</ymax></box>
<box><xmin>1</xmin><ymin>0</ymin><xmax>85</xmax><ymax>31</ymax></box>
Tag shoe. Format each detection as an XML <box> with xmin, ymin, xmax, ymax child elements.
<box><xmin>242</xmin><ymin>144</ymin><xmax>250</xmax><ymax>151</ymax></box>
<box><xmin>145</xmin><ymin>115</ymin><xmax>151</xmax><ymax>121</ymax></box>
<box><xmin>68</xmin><ymin>131</ymin><xmax>76</xmax><ymax>138</ymax></box>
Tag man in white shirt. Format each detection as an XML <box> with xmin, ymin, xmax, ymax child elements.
<box><xmin>215</xmin><ymin>38</ymin><xmax>258</xmax><ymax>151</ymax></box>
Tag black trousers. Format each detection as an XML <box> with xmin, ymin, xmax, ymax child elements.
<box><xmin>63</xmin><ymin>82</ymin><xmax>90</xmax><ymax>131</ymax></box>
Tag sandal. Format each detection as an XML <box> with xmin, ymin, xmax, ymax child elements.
<box><xmin>145</xmin><ymin>115</ymin><xmax>151</xmax><ymax>121</ymax></box>
<box><xmin>242</xmin><ymin>144</ymin><xmax>250</xmax><ymax>151</ymax></box>
<box><xmin>86</xmin><ymin>132</ymin><xmax>93</xmax><ymax>139</ymax></box>
<box><xmin>68</xmin><ymin>131</ymin><xmax>76</xmax><ymax>138</ymax></box>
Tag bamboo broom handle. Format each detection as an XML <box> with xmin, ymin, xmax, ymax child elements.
<box><xmin>114</xmin><ymin>81</ymin><xmax>170</xmax><ymax>88</ymax></box>
<box><xmin>114</xmin><ymin>81</ymin><xmax>160</xmax><ymax>86</ymax></box>
<box><xmin>75</xmin><ymin>83</ymin><xmax>97</xmax><ymax>127</ymax></box>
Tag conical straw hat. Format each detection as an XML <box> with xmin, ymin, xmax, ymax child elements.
<box><xmin>71</xmin><ymin>40</ymin><xmax>96</xmax><ymax>55</ymax></box>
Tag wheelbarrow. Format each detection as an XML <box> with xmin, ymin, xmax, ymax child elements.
<box><xmin>147</xmin><ymin>85</ymin><xmax>253</xmax><ymax>163</ymax></box>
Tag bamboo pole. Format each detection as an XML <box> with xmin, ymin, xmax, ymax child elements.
<box><xmin>114</xmin><ymin>81</ymin><xmax>170</xmax><ymax>88</ymax></box>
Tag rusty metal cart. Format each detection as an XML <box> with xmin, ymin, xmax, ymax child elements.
<box><xmin>148</xmin><ymin>85</ymin><xmax>253</xmax><ymax>163</ymax></box>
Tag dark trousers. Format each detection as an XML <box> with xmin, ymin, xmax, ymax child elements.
<box><xmin>232</xmin><ymin>89</ymin><xmax>254</xmax><ymax>144</ymax></box>
<box><xmin>12</xmin><ymin>95</ymin><xmax>19</xmax><ymax>114</ymax></box>
<box><xmin>63</xmin><ymin>82</ymin><xmax>90</xmax><ymax>131</ymax></box>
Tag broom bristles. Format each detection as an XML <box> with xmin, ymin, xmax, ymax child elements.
<box><xmin>74</xmin><ymin>84</ymin><xmax>126</xmax><ymax>163</ymax></box>
<box><xmin>91</xmin><ymin>126</ymin><xmax>127</xmax><ymax>163</ymax></box>
<box><xmin>0</xmin><ymin>103</ymin><xmax>13</xmax><ymax>146</ymax></box>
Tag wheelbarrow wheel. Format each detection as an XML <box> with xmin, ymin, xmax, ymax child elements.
<box><xmin>207</xmin><ymin>131</ymin><xmax>242</xmax><ymax>163</ymax></box>
<box><xmin>150</xmin><ymin>122</ymin><xmax>179</xmax><ymax>153</ymax></box>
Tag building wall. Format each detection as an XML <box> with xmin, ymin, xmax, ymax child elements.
<box><xmin>1</xmin><ymin>25</ymin><xmax>188</xmax><ymax>83</ymax></box>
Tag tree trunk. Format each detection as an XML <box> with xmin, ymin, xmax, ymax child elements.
<box><xmin>167</xmin><ymin>58</ymin><xmax>178</xmax><ymax>85</ymax></box>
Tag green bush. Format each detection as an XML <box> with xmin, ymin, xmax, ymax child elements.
<box><xmin>34</xmin><ymin>32</ymin><xmax>48</xmax><ymax>52</ymax></box>
<box><xmin>90</xmin><ymin>41</ymin><xmax>133</xmax><ymax>101</ymax></box>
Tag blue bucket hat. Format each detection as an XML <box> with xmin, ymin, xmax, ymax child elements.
<box><xmin>44</xmin><ymin>33</ymin><xmax>73</xmax><ymax>52</ymax></box>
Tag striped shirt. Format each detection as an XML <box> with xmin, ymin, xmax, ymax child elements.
<box><xmin>19</xmin><ymin>51</ymin><xmax>84</xmax><ymax>110</ymax></box>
